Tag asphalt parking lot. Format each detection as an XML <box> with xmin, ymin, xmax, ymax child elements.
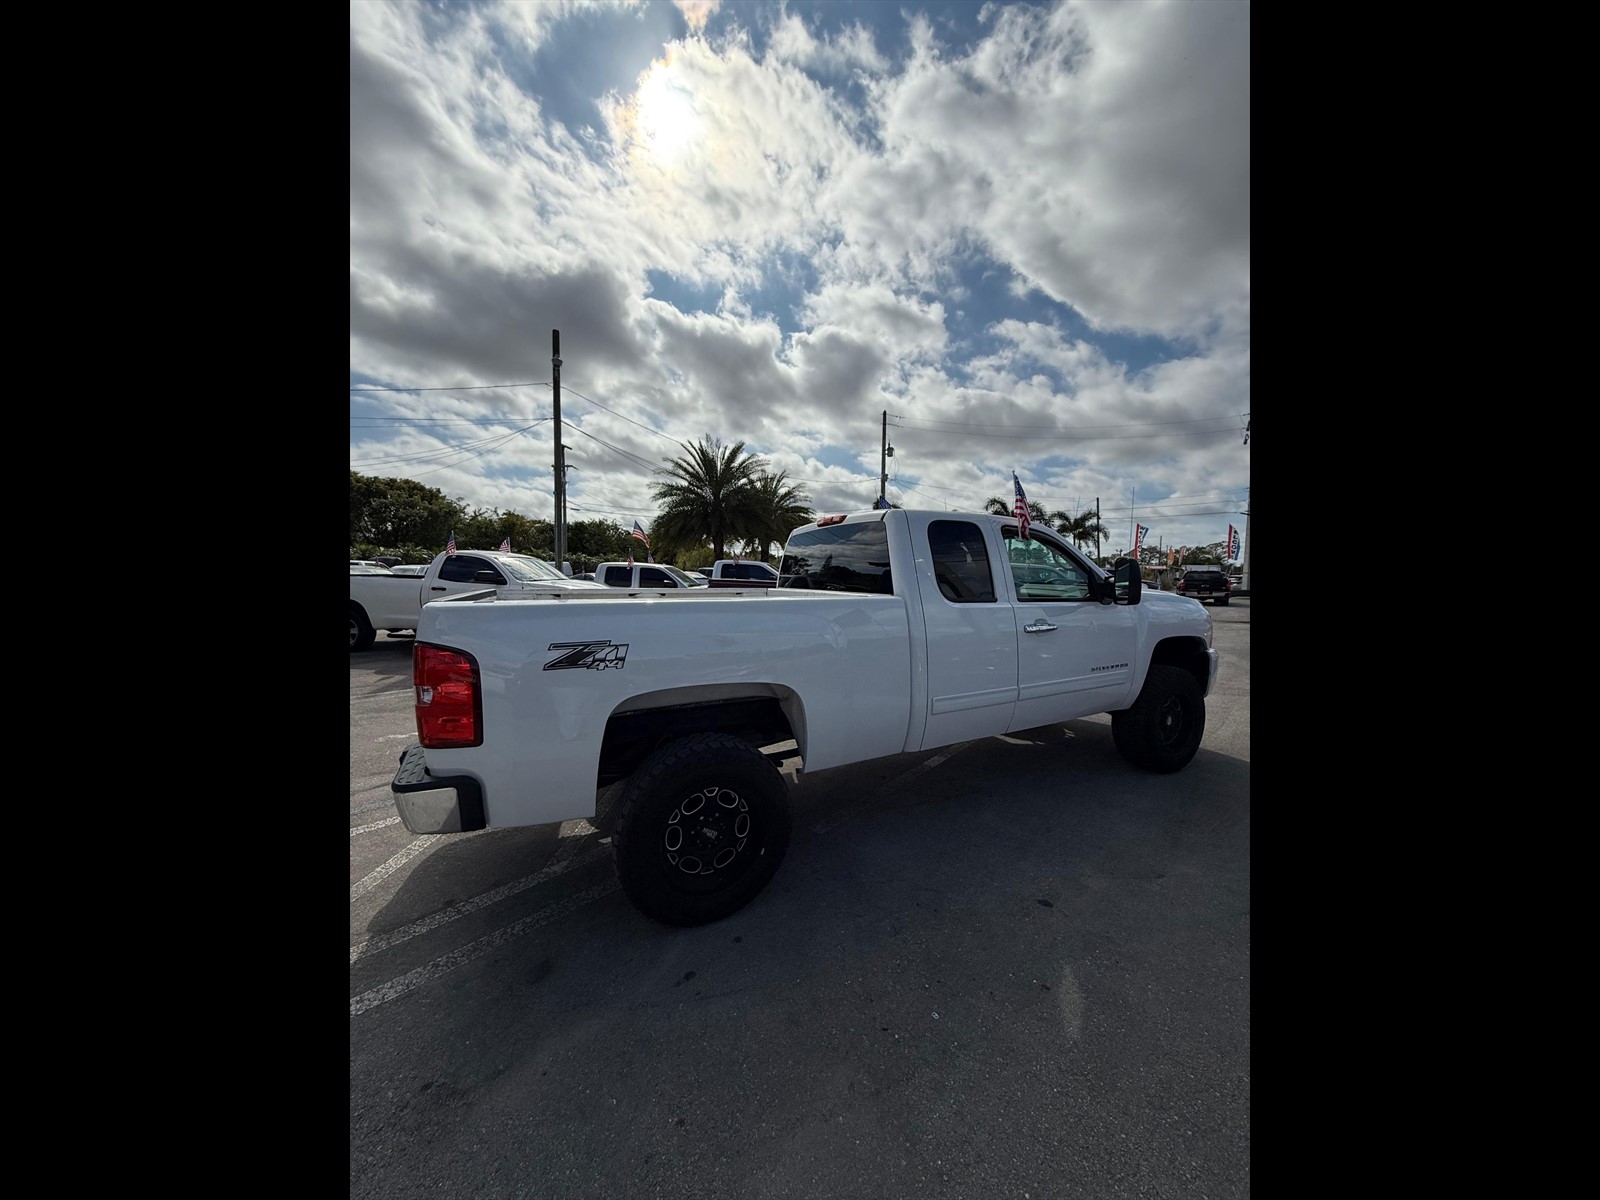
<box><xmin>351</xmin><ymin>598</ymin><xmax>1249</xmax><ymax>1198</ymax></box>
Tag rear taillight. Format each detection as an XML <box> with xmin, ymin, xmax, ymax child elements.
<box><xmin>414</xmin><ymin>643</ymin><xmax>482</xmax><ymax>748</ymax></box>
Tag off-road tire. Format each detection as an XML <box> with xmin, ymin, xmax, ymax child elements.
<box><xmin>612</xmin><ymin>732</ymin><xmax>792</xmax><ymax>926</ymax></box>
<box><xmin>350</xmin><ymin>604</ymin><xmax>376</xmax><ymax>652</ymax></box>
<box><xmin>1111</xmin><ymin>665</ymin><xmax>1205</xmax><ymax>773</ymax></box>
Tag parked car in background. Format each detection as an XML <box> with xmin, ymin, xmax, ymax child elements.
<box><xmin>703</xmin><ymin>559</ymin><xmax>780</xmax><ymax>588</ymax></box>
<box><xmin>389</xmin><ymin>564</ymin><xmax>429</xmax><ymax>577</ymax></box>
<box><xmin>595</xmin><ymin>562</ymin><xmax>710</xmax><ymax>589</ymax></box>
<box><xmin>1176</xmin><ymin>566</ymin><xmax>1232</xmax><ymax>606</ymax></box>
<box><xmin>351</xmin><ymin>548</ymin><xmax>607</xmax><ymax>650</ymax></box>
<box><xmin>351</xmin><ymin>560</ymin><xmax>393</xmax><ymax>574</ymax></box>
<box><xmin>572</xmin><ymin>572</ymin><xmax>596</xmax><ymax>582</ymax></box>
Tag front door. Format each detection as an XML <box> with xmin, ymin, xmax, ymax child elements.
<box><xmin>1000</xmin><ymin>529</ymin><xmax>1138</xmax><ymax>731</ymax></box>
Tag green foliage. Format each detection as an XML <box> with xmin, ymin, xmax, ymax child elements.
<box><xmin>742</xmin><ymin>471</ymin><xmax>814</xmax><ymax>562</ymax></box>
<box><xmin>650</xmin><ymin>437</ymin><xmax>769</xmax><ymax>562</ymax></box>
<box><xmin>350</xmin><ymin>471</ymin><xmax>465</xmax><ymax>549</ymax></box>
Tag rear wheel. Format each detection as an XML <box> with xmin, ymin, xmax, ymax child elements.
<box><xmin>1112</xmin><ymin>665</ymin><xmax>1205</xmax><ymax>773</ymax></box>
<box><xmin>1216</xmin><ymin>595</ymin><xmax>1229</xmax><ymax>606</ymax></box>
<box><xmin>349</xmin><ymin>604</ymin><xmax>375</xmax><ymax>652</ymax></box>
<box><xmin>612</xmin><ymin>732</ymin><xmax>792</xmax><ymax>926</ymax></box>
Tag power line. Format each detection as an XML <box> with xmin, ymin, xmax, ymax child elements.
<box><xmin>890</xmin><ymin>424</ymin><xmax>1246</xmax><ymax>442</ymax></box>
<box><xmin>350</xmin><ymin>419</ymin><xmax>552</xmax><ymax>467</ymax></box>
<box><xmin>891</xmin><ymin>412</ymin><xmax>1248</xmax><ymax>432</ymax></box>
<box><xmin>350</xmin><ymin>382</ymin><xmax>543</xmax><ymax>392</ymax></box>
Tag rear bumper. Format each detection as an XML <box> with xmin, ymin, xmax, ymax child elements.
<box><xmin>391</xmin><ymin>743</ymin><xmax>487</xmax><ymax>834</ymax></box>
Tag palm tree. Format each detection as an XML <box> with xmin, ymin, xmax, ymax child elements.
<box><xmin>650</xmin><ymin>437</ymin><xmax>769</xmax><ymax>562</ymax></box>
<box><xmin>1059</xmin><ymin>507</ymin><xmax>1110</xmax><ymax>552</ymax></box>
<box><xmin>743</xmin><ymin>471</ymin><xmax>815</xmax><ymax>562</ymax></box>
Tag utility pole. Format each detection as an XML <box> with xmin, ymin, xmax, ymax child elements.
<box><xmin>878</xmin><ymin>410</ymin><xmax>890</xmax><ymax>506</ymax></box>
<box><xmin>552</xmin><ymin>330</ymin><xmax>566</xmax><ymax>571</ymax></box>
<box><xmin>1095</xmin><ymin>498</ymin><xmax>1101</xmax><ymax>561</ymax></box>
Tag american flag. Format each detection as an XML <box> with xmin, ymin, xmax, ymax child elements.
<box><xmin>499</xmin><ymin>537</ymin><xmax>511</xmax><ymax>552</ymax></box>
<box><xmin>631</xmin><ymin>520</ymin><xmax>650</xmax><ymax>547</ymax></box>
<box><xmin>627</xmin><ymin>551</ymin><xmax>634</xmax><ymax>568</ymax></box>
<box><xmin>446</xmin><ymin>530</ymin><xmax>456</xmax><ymax>556</ymax></box>
<box><xmin>1012</xmin><ymin>473</ymin><xmax>1031</xmax><ymax>540</ymax></box>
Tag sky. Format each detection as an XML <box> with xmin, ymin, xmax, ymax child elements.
<box><xmin>350</xmin><ymin>0</ymin><xmax>1250</xmax><ymax>560</ymax></box>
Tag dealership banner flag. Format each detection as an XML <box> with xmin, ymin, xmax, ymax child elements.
<box><xmin>1228</xmin><ymin>524</ymin><xmax>1241</xmax><ymax>560</ymax></box>
<box><xmin>1132</xmin><ymin>524</ymin><xmax>1148</xmax><ymax>556</ymax></box>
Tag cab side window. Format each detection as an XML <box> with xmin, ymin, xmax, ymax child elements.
<box><xmin>639</xmin><ymin>567</ymin><xmax>671</xmax><ymax>587</ymax></box>
<box><xmin>1004</xmin><ymin>531</ymin><xmax>1089</xmax><ymax>601</ymax></box>
<box><xmin>438</xmin><ymin>555</ymin><xmax>504</xmax><ymax>584</ymax></box>
<box><xmin>602</xmin><ymin>566</ymin><xmax>632</xmax><ymax>586</ymax></box>
<box><xmin>928</xmin><ymin>520</ymin><xmax>996</xmax><ymax>603</ymax></box>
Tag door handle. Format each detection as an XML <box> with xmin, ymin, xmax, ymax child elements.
<box><xmin>1023</xmin><ymin>620</ymin><xmax>1058</xmax><ymax>633</ymax></box>
<box><xmin>430</xmin><ymin>586</ymin><xmax>446</xmax><ymax>591</ymax></box>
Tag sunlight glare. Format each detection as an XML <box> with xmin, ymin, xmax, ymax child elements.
<box><xmin>635</xmin><ymin>62</ymin><xmax>699</xmax><ymax>165</ymax></box>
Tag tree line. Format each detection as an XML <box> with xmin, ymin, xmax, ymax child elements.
<box><xmin>350</xmin><ymin>437</ymin><xmax>815</xmax><ymax>570</ymax></box>
<box><xmin>352</xmin><ymin>436</ymin><xmax>1232</xmax><ymax>572</ymax></box>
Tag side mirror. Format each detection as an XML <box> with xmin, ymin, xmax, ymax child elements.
<box><xmin>1111</xmin><ymin>557</ymin><xmax>1141</xmax><ymax>605</ymax></box>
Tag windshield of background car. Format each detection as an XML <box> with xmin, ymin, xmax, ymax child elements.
<box><xmin>494</xmin><ymin>553</ymin><xmax>566</xmax><ymax>583</ymax></box>
<box><xmin>665</xmin><ymin>567</ymin><xmax>708</xmax><ymax>586</ymax></box>
<box><xmin>779</xmin><ymin>521</ymin><xmax>893</xmax><ymax>593</ymax></box>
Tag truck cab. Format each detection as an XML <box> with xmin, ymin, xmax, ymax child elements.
<box><xmin>595</xmin><ymin>562</ymin><xmax>709</xmax><ymax>589</ymax></box>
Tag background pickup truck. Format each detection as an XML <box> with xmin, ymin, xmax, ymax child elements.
<box><xmin>392</xmin><ymin>509</ymin><xmax>1220</xmax><ymax>926</ymax></box>
<box><xmin>1175</xmin><ymin>566</ymin><xmax>1232</xmax><ymax>606</ymax></box>
<box><xmin>703</xmin><ymin>559</ymin><xmax>779</xmax><ymax>588</ymax></box>
<box><xmin>350</xmin><ymin>548</ymin><xmax>605</xmax><ymax>650</ymax></box>
<box><xmin>595</xmin><ymin>562</ymin><xmax>709</xmax><ymax>590</ymax></box>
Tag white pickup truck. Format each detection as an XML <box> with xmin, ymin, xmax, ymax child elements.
<box><xmin>350</xmin><ymin>548</ymin><xmax>604</xmax><ymax>650</ymax></box>
<box><xmin>594</xmin><ymin>561</ymin><xmax>708</xmax><ymax>589</ymax></box>
<box><xmin>390</xmin><ymin>509</ymin><xmax>1220</xmax><ymax>925</ymax></box>
<box><xmin>704</xmin><ymin>559</ymin><xmax>779</xmax><ymax>588</ymax></box>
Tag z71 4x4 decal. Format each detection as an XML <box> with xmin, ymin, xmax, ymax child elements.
<box><xmin>544</xmin><ymin>640</ymin><xmax>629</xmax><ymax>671</ymax></box>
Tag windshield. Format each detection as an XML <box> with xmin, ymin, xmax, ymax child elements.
<box><xmin>493</xmin><ymin>553</ymin><xmax>569</xmax><ymax>583</ymax></box>
<box><xmin>662</xmin><ymin>565</ymin><xmax>706</xmax><ymax>587</ymax></box>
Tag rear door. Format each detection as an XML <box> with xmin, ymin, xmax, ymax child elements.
<box><xmin>911</xmin><ymin>516</ymin><xmax>1018</xmax><ymax>747</ymax></box>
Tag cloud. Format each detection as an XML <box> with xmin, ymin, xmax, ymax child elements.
<box><xmin>350</xmin><ymin>0</ymin><xmax>1251</xmax><ymax>552</ymax></box>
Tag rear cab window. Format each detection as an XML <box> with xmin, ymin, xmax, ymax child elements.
<box><xmin>779</xmin><ymin>520</ymin><xmax>894</xmax><ymax>593</ymax></box>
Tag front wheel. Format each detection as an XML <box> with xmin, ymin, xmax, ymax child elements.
<box><xmin>612</xmin><ymin>732</ymin><xmax>792</xmax><ymax>926</ymax></box>
<box><xmin>1215</xmin><ymin>596</ymin><xmax>1230</xmax><ymax>606</ymax></box>
<box><xmin>1111</xmin><ymin>665</ymin><xmax>1205</xmax><ymax>773</ymax></box>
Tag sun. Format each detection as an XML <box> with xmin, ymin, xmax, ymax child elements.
<box><xmin>634</xmin><ymin>61</ymin><xmax>699</xmax><ymax>165</ymax></box>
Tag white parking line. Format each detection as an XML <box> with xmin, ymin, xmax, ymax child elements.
<box><xmin>350</xmin><ymin>842</ymin><xmax>607</xmax><ymax>962</ymax></box>
<box><xmin>351</xmin><ymin>838</ymin><xmax>438</xmax><ymax>901</ymax></box>
<box><xmin>349</xmin><ymin>881</ymin><xmax>619</xmax><ymax>1016</ymax></box>
<box><xmin>351</xmin><ymin>816</ymin><xmax>401</xmax><ymax>836</ymax></box>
